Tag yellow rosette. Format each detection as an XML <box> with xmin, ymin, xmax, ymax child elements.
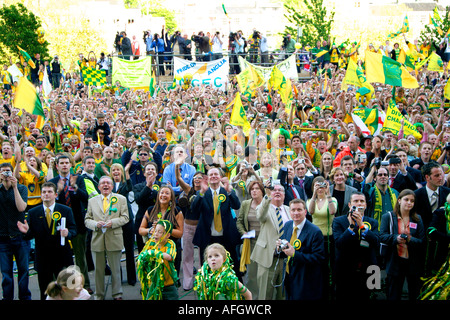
<box><xmin>51</xmin><ymin>211</ymin><xmax>61</xmax><ymax>235</ymax></box>
<box><xmin>293</xmin><ymin>239</ymin><xmax>302</xmax><ymax>250</ymax></box>
<box><xmin>152</xmin><ymin>184</ymin><xmax>160</xmax><ymax>192</ymax></box>
<box><xmin>237</xmin><ymin>180</ymin><xmax>246</xmax><ymax>197</ymax></box>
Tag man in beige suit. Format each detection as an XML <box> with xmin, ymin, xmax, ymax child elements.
<box><xmin>85</xmin><ymin>176</ymin><xmax>129</xmax><ymax>300</ymax></box>
<box><xmin>250</xmin><ymin>183</ymin><xmax>291</xmax><ymax>300</ymax></box>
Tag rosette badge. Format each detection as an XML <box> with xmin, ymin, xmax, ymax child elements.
<box><xmin>109</xmin><ymin>197</ymin><xmax>118</xmax><ymax>215</ymax></box>
<box><xmin>152</xmin><ymin>184</ymin><xmax>160</xmax><ymax>192</ymax></box>
<box><xmin>293</xmin><ymin>239</ymin><xmax>302</xmax><ymax>250</ymax></box>
<box><xmin>51</xmin><ymin>212</ymin><xmax>62</xmax><ymax>235</ymax></box>
<box><xmin>217</xmin><ymin>194</ymin><xmax>226</xmax><ymax>203</ymax></box>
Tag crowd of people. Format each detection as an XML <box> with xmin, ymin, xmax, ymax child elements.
<box><xmin>1</xmin><ymin>22</ymin><xmax>450</xmax><ymax>302</ymax></box>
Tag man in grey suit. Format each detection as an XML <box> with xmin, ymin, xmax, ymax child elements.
<box><xmin>85</xmin><ymin>176</ymin><xmax>129</xmax><ymax>300</ymax></box>
<box><xmin>250</xmin><ymin>183</ymin><xmax>291</xmax><ymax>300</ymax></box>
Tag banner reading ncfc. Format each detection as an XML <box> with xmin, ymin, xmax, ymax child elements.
<box><xmin>382</xmin><ymin>104</ymin><xmax>422</xmax><ymax>140</ymax></box>
<box><xmin>112</xmin><ymin>57</ymin><xmax>152</xmax><ymax>89</ymax></box>
<box><xmin>173</xmin><ymin>57</ymin><xmax>229</xmax><ymax>91</ymax></box>
<box><xmin>238</xmin><ymin>54</ymin><xmax>298</xmax><ymax>81</ymax></box>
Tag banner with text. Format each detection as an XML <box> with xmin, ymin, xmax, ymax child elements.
<box><xmin>238</xmin><ymin>54</ymin><xmax>298</xmax><ymax>81</ymax></box>
<box><xmin>173</xmin><ymin>57</ymin><xmax>229</xmax><ymax>91</ymax></box>
<box><xmin>112</xmin><ymin>57</ymin><xmax>152</xmax><ymax>89</ymax></box>
<box><xmin>382</xmin><ymin>104</ymin><xmax>422</xmax><ymax>140</ymax></box>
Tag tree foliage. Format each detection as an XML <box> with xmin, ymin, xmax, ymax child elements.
<box><xmin>284</xmin><ymin>0</ymin><xmax>334</xmax><ymax>47</ymax></box>
<box><xmin>419</xmin><ymin>6</ymin><xmax>450</xmax><ymax>47</ymax></box>
<box><xmin>125</xmin><ymin>0</ymin><xmax>178</xmax><ymax>33</ymax></box>
<box><xmin>0</xmin><ymin>3</ymin><xmax>49</xmax><ymax>64</ymax></box>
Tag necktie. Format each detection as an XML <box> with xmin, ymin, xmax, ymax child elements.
<box><xmin>290</xmin><ymin>184</ymin><xmax>297</xmax><ymax>199</ymax></box>
<box><xmin>213</xmin><ymin>191</ymin><xmax>222</xmax><ymax>232</ymax></box>
<box><xmin>103</xmin><ymin>197</ymin><xmax>109</xmax><ymax>213</ymax></box>
<box><xmin>389</xmin><ymin>177</ymin><xmax>394</xmax><ymax>188</ymax></box>
<box><xmin>276</xmin><ymin>207</ymin><xmax>284</xmax><ymax>237</ymax></box>
<box><xmin>64</xmin><ymin>178</ymin><xmax>71</xmax><ymax>206</ymax></box>
<box><xmin>286</xmin><ymin>226</ymin><xmax>298</xmax><ymax>274</ymax></box>
<box><xmin>431</xmin><ymin>192</ymin><xmax>438</xmax><ymax>212</ymax></box>
<box><xmin>46</xmin><ymin>207</ymin><xmax>52</xmax><ymax>228</ymax></box>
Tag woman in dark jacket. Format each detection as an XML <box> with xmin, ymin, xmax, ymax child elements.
<box><xmin>380</xmin><ymin>189</ymin><xmax>425</xmax><ymax>300</ymax></box>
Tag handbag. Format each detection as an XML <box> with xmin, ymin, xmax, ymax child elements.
<box><xmin>379</xmin><ymin>211</ymin><xmax>393</xmax><ymax>257</ymax></box>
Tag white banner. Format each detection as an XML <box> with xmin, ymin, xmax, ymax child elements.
<box><xmin>238</xmin><ymin>54</ymin><xmax>298</xmax><ymax>81</ymax></box>
<box><xmin>173</xmin><ymin>57</ymin><xmax>229</xmax><ymax>91</ymax></box>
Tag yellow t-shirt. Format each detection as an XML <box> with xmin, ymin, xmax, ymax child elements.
<box><xmin>19</xmin><ymin>171</ymin><xmax>45</xmax><ymax>206</ymax></box>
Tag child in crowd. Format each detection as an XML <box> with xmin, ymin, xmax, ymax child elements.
<box><xmin>136</xmin><ymin>219</ymin><xmax>179</xmax><ymax>300</ymax></box>
<box><xmin>194</xmin><ymin>243</ymin><xmax>252</xmax><ymax>300</ymax></box>
<box><xmin>45</xmin><ymin>265</ymin><xmax>91</xmax><ymax>300</ymax></box>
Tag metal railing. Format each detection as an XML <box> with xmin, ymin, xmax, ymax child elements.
<box><xmin>109</xmin><ymin>50</ymin><xmax>313</xmax><ymax>83</ymax></box>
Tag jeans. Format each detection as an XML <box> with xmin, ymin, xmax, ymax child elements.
<box><xmin>0</xmin><ymin>236</ymin><xmax>31</xmax><ymax>300</ymax></box>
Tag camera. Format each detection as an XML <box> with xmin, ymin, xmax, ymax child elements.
<box><xmin>282</xmin><ymin>151</ymin><xmax>294</xmax><ymax>156</ymax></box>
<box><xmin>381</xmin><ymin>160</ymin><xmax>389</xmax><ymax>166</ymax></box>
<box><xmin>445</xmin><ymin>142</ymin><xmax>450</xmax><ymax>151</ymax></box>
<box><xmin>318</xmin><ymin>182</ymin><xmax>327</xmax><ymax>188</ymax></box>
<box><xmin>400</xmin><ymin>234</ymin><xmax>408</xmax><ymax>240</ymax></box>
<box><xmin>2</xmin><ymin>171</ymin><xmax>12</xmax><ymax>177</ymax></box>
<box><xmin>136</xmin><ymin>142</ymin><xmax>142</xmax><ymax>148</ymax></box>
<box><xmin>279</xmin><ymin>239</ymin><xmax>289</xmax><ymax>250</ymax></box>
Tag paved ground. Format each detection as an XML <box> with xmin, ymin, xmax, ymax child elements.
<box><xmin>8</xmin><ymin>247</ymin><xmax>200</xmax><ymax>301</ymax></box>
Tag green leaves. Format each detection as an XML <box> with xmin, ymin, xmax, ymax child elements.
<box><xmin>284</xmin><ymin>0</ymin><xmax>335</xmax><ymax>47</ymax></box>
<box><xmin>0</xmin><ymin>3</ymin><xmax>48</xmax><ymax>64</ymax></box>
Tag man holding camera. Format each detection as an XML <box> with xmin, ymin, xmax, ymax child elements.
<box><xmin>385</xmin><ymin>154</ymin><xmax>417</xmax><ymax>193</ymax></box>
<box><xmin>251</xmin><ymin>182</ymin><xmax>291</xmax><ymax>300</ymax></box>
<box><xmin>51</xmin><ymin>55</ymin><xmax>62</xmax><ymax>89</ymax></box>
<box><xmin>0</xmin><ymin>163</ymin><xmax>30</xmax><ymax>300</ymax></box>
<box><xmin>277</xmin><ymin>199</ymin><xmax>325</xmax><ymax>300</ymax></box>
<box><xmin>332</xmin><ymin>191</ymin><xmax>379</xmax><ymax>300</ymax></box>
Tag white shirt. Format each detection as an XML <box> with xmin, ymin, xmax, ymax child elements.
<box><xmin>426</xmin><ymin>185</ymin><xmax>439</xmax><ymax>203</ymax></box>
<box><xmin>43</xmin><ymin>202</ymin><xmax>56</xmax><ymax>215</ymax></box>
<box><xmin>212</xmin><ymin>36</ymin><xmax>223</xmax><ymax>53</ymax></box>
<box><xmin>292</xmin><ymin>218</ymin><xmax>307</xmax><ymax>239</ymax></box>
<box><xmin>271</xmin><ymin>204</ymin><xmax>289</xmax><ymax>225</ymax></box>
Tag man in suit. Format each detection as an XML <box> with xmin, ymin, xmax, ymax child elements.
<box><xmin>80</xmin><ymin>156</ymin><xmax>100</xmax><ymax>199</ymax></box>
<box><xmin>414</xmin><ymin>161</ymin><xmax>450</xmax><ymax>276</ymax></box>
<box><xmin>250</xmin><ymin>182</ymin><xmax>291</xmax><ymax>300</ymax></box>
<box><xmin>395</xmin><ymin>149</ymin><xmax>424</xmax><ymax>189</ymax></box>
<box><xmin>278</xmin><ymin>199</ymin><xmax>325</xmax><ymax>300</ymax></box>
<box><xmin>332</xmin><ymin>191</ymin><xmax>379</xmax><ymax>300</ymax></box>
<box><xmin>278</xmin><ymin>164</ymin><xmax>306</xmax><ymax>204</ymax></box>
<box><xmin>17</xmin><ymin>182</ymin><xmax>77</xmax><ymax>300</ymax></box>
<box><xmin>84</xmin><ymin>176</ymin><xmax>129</xmax><ymax>300</ymax></box>
<box><xmin>341</xmin><ymin>155</ymin><xmax>363</xmax><ymax>191</ymax></box>
<box><xmin>294</xmin><ymin>160</ymin><xmax>315</xmax><ymax>199</ymax></box>
<box><xmin>49</xmin><ymin>154</ymin><xmax>91</xmax><ymax>292</ymax></box>
<box><xmin>386</xmin><ymin>155</ymin><xmax>417</xmax><ymax>193</ymax></box>
<box><xmin>191</xmin><ymin>167</ymin><xmax>242</xmax><ymax>279</ymax></box>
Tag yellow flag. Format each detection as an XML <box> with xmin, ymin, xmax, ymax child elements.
<box><xmin>382</xmin><ymin>104</ymin><xmax>422</xmax><ymax>140</ymax></box>
<box><xmin>444</xmin><ymin>79</ymin><xmax>450</xmax><ymax>100</ymax></box>
<box><xmin>230</xmin><ymin>93</ymin><xmax>251</xmax><ymax>136</ymax></box>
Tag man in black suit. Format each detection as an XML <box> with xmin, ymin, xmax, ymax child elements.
<box><xmin>332</xmin><ymin>191</ymin><xmax>379</xmax><ymax>300</ymax></box>
<box><xmin>293</xmin><ymin>159</ymin><xmax>316</xmax><ymax>199</ymax></box>
<box><xmin>278</xmin><ymin>199</ymin><xmax>325</xmax><ymax>300</ymax></box>
<box><xmin>17</xmin><ymin>182</ymin><xmax>77</xmax><ymax>300</ymax></box>
<box><xmin>191</xmin><ymin>167</ymin><xmax>241</xmax><ymax>279</ymax></box>
<box><xmin>341</xmin><ymin>155</ymin><xmax>363</xmax><ymax>191</ymax></box>
<box><xmin>278</xmin><ymin>164</ymin><xmax>307</xmax><ymax>203</ymax></box>
<box><xmin>414</xmin><ymin>161</ymin><xmax>450</xmax><ymax>276</ymax></box>
<box><xmin>49</xmin><ymin>154</ymin><xmax>91</xmax><ymax>292</ymax></box>
<box><xmin>395</xmin><ymin>149</ymin><xmax>424</xmax><ymax>189</ymax></box>
<box><xmin>386</xmin><ymin>155</ymin><xmax>417</xmax><ymax>193</ymax></box>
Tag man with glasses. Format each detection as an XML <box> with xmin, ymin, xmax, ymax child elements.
<box><xmin>250</xmin><ymin>182</ymin><xmax>291</xmax><ymax>300</ymax></box>
<box><xmin>363</xmin><ymin>166</ymin><xmax>399</xmax><ymax>229</ymax></box>
<box><xmin>121</xmin><ymin>146</ymin><xmax>152</xmax><ymax>185</ymax></box>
